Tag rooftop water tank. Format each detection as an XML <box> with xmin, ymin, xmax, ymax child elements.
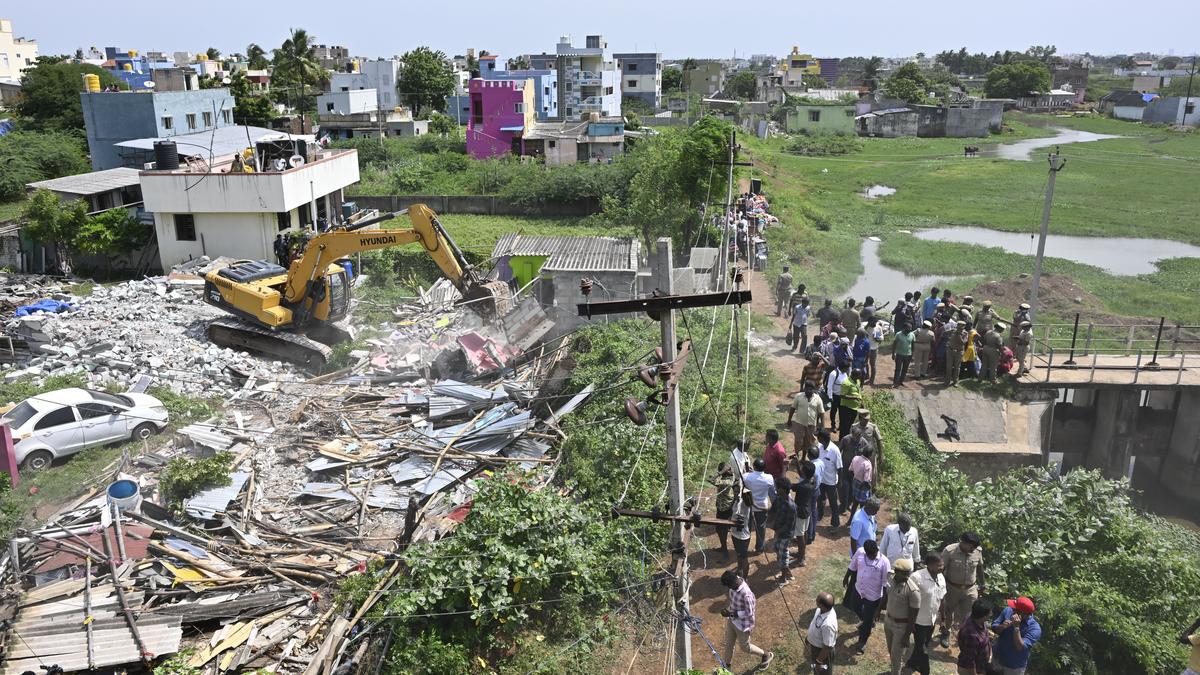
<box><xmin>154</xmin><ymin>140</ymin><xmax>180</xmax><ymax>170</ymax></box>
<box><xmin>83</xmin><ymin>73</ymin><xmax>101</xmax><ymax>92</ymax></box>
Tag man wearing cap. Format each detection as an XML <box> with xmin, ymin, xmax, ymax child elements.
<box><xmin>938</xmin><ymin>532</ymin><xmax>985</xmax><ymax>648</ymax></box>
<box><xmin>884</xmin><ymin>557</ymin><xmax>922</xmax><ymax>675</ymax></box>
<box><xmin>945</xmin><ymin>324</ymin><xmax>966</xmax><ymax>385</ymax></box>
<box><xmin>980</xmin><ymin>323</ymin><xmax>1006</xmax><ymax>381</ymax></box>
<box><xmin>1013</xmin><ymin>321</ymin><xmax>1033</xmax><ymax>377</ymax></box>
<box><xmin>1010</xmin><ymin>302</ymin><xmax>1031</xmax><ymax>342</ymax></box>
<box><xmin>990</xmin><ymin>596</ymin><xmax>1042</xmax><ymax>675</ymax></box>
<box><xmin>788</xmin><ymin>381</ymin><xmax>825</xmax><ymax>455</ymax></box>
<box><xmin>912</xmin><ymin>320</ymin><xmax>935</xmax><ymax>379</ymax></box>
<box><xmin>853</xmin><ymin>410</ymin><xmax>884</xmax><ymax>467</ymax></box>
<box><xmin>976</xmin><ymin>300</ymin><xmax>999</xmax><ymax>334</ymax></box>
<box><xmin>775</xmin><ymin>266</ymin><xmax>794</xmax><ymax>316</ymax></box>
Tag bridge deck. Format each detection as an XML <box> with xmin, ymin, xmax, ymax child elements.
<box><xmin>1020</xmin><ymin>354</ymin><xmax>1200</xmax><ymax>388</ymax></box>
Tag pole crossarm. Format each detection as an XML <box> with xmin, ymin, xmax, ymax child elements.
<box><xmin>577</xmin><ymin>290</ymin><xmax>752</xmax><ymax>319</ymax></box>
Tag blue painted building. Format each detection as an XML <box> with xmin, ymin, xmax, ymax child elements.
<box><xmin>479</xmin><ymin>54</ymin><xmax>559</xmax><ymax>120</ymax></box>
<box><xmin>80</xmin><ymin>88</ymin><xmax>234</xmax><ymax>170</ymax></box>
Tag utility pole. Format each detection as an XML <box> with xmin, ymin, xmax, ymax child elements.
<box><xmin>655</xmin><ymin>238</ymin><xmax>691</xmax><ymax>671</ymax></box>
<box><xmin>1184</xmin><ymin>53</ymin><xmax>1197</xmax><ymax>126</ymax></box>
<box><xmin>1029</xmin><ymin>150</ymin><xmax>1066</xmax><ymax>323</ymax></box>
<box><xmin>718</xmin><ymin>129</ymin><xmax>736</xmax><ymax>292</ymax></box>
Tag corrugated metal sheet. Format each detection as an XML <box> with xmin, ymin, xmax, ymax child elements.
<box><xmin>184</xmin><ymin>472</ymin><xmax>251</xmax><ymax>520</ymax></box>
<box><xmin>492</xmin><ymin>233</ymin><xmax>640</xmax><ymax>272</ymax></box>
<box><xmin>300</xmin><ymin>482</ymin><xmax>410</xmax><ymax>510</ymax></box>
<box><xmin>688</xmin><ymin>247</ymin><xmax>719</xmax><ymax>271</ymax></box>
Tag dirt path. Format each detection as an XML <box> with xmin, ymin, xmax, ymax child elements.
<box><xmin>616</xmin><ymin>267</ymin><xmax>958</xmax><ymax>674</ymax></box>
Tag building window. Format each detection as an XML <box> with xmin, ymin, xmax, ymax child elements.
<box><xmin>515</xmin><ymin>102</ymin><xmax>524</xmax><ymax>113</ymax></box>
<box><xmin>174</xmin><ymin>214</ymin><xmax>196</xmax><ymax>241</ymax></box>
<box><xmin>326</xmin><ymin>102</ymin><xmax>335</xmax><ymax>112</ymax></box>
<box><xmin>605</xmin><ymin>86</ymin><xmax>614</xmax><ymax>95</ymax></box>
<box><xmin>202</xmin><ymin>111</ymin><xmax>213</xmax><ymax>127</ymax></box>
<box><xmin>544</xmin><ymin>86</ymin><xmax>550</xmax><ymax>95</ymax></box>
<box><xmin>277</xmin><ymin>212</ymin><xmax>291</xmax><ymax>231</ymax></box>
<box><xmin>809</xmin><ymin>110</ymin><xmax>821</xmax><ymax>122</ymax></box>
<box><xmin>548</xmin><ymin>140</ymin><xmax>556</xmax><ymax>149</ymax></box>
<box><xmin>162</xmin><ymin>116</ymin><xmax>173</xmax><ymax>130</ymax></box>
<box><xmin>1187</xmin><ymin>103</ymin><xmax>1196</xmax><ymax>115</ymax></box>
<box><xmin>628</xmin><ymin>63</ymin><xmax>638</xmax><ymax>72</ymax></box>
<box><xmin>628</xmin><ymin>80</ymin><xmax>637</xmax><ymax>88</ymax></box>
<box><xmin>222</xmin><ymin>109</ymin><xmax>232</xmax><ymax>124</ymax></box>
<box><xmin>845</xmin><ymin>109</ymin><xmax>854</xmax><ymax>117</ymax></box>
<box><xmin>186</xmin><ymin>113</ymin><xmax>197</xmax><ymax>130</ymax></box>
<box><xmin>340</xmin><ymin>87</ymin><xmax>349</xmax><ymax>92</ymax></box>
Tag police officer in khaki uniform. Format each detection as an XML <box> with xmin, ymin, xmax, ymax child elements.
<box><xmin>1013</xmin><ymin>320</ymin><xmax>1033</xmax><ymax>377</ymax></box>
<box><xmin>944</xmin><ymin>326</ymin><xmax>966</xmax><ymax>385</ymax></box>
<box><xmin>912</xmin><ymin>320</ymin><xmax>935</xmax><ymax>378</ymax></box>
<box><xmin>884</xmin><ymin>558</ymin><xmax>922</xmax><ymax>675</ymax></box>
<box><xmin>976</xmin><ymin>300</ymin><xmax>999</xmax><ymax>334</ymax></box>
<box><xmin>980</xmin><ymin>323</ymin><xmax>1005</xmax><ymax>381</ymax></box>
<box><xmin>938</xmin><ymin>531</ymin><xmax>984</xmax><ymax>648</ymax></box>
<box><xmin>1010</xmin><ymin>303</ymin><xmax>1031</xmax><ymax>347</ymax></box>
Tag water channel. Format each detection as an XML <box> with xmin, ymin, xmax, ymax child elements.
<box><xmin>983</xmin><ymin>126</ymin><xmax>1121</xmax><ymax>161</ymax></box>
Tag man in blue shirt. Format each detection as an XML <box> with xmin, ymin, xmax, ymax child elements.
<box><xmin>991</xmin><ymin>596</ymin><xmax>1042</xmax><ymax>675</ymax></box>
<box><xmin>849</xmin><ymin>497</ymin><xmax>880</xmax><ymax>557</ymax></box>
<box><xmin>922</xmin><ymin>286</ymin><xmax>940</xmax><ymax>322</ymax></box>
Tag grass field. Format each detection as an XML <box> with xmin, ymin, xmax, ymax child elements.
<box><xmin>748</xmin><ymin>112</ymin><xmax>1200</xmax><ymax>324</ymax></box>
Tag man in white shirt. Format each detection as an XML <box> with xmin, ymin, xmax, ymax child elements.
<box><xmin>807</xmin><ymin>592</ymin><xmax>838</xmax><ymax>673</ymax></box>
<box><xmin>815</xmin><ymin>430</ymin><xmax>843</xmax><ymax>527</ymax></box>
<box><xmin>743</xmin><ymin>458</ymin><xmax>776</xmax><ymax>554</ymax></box>
<box><xmin>905</xmin><ymin>553</ymin><xmax>946</xmax><ymax>675</ymax></box>
<box><xmin>880</xmin><ymin>513</ymin><xmax>921</xmax><ymax>567</ymax></box>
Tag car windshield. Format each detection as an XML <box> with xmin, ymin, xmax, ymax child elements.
<box><xmin>87</xmin><ymin>389</ymin><xmax>133</xmax><ymax>408</ymax></box>
<box><xmin>1</xmin><ymin>401</ymin><xmax>39</xmax><ymax>429</ymax></box>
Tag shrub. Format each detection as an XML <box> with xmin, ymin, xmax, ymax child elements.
<box><xmin>159</xmin><ymin>452</ymin><xmax>233</xmax><ymax>510</ymax></box>
<box><xmin>786</xmin><ymin>133</ymin><xmax>863</xmax><ymax>156</ymax></box>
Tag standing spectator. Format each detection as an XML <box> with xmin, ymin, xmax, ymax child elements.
<box><xmin>763</xmin><ymin>429</ymin><xmax>787</xmax><ymax>480</ymax></box>
<box><xmin>792</xmin><ymin>460</ymin><xmax>815</xmax><ymax>566</ymax></box>
<box><xmin>841</xmin><ymin>298</ymin><xmax>862</xmax><ymax>336</ymax></box>
<box><xmin>945</xmin><ymin>325</ymin><xmax>967</xmax><ymax>386</ymax></box>
<box><xmin>817</xmin><ymin>298</ymin><xmax>838</xmax><ymax>333</ymax></box>
<box><xmin>906</xmin><ymin>552</ymin><xmax>946</xmax><ymax>675</ymax></box>
<box><xmin>880</xmin><ymin>513</ymin><xmax>921</xmax><ymax>568</ymax></box>
<box><xmin>731</xmin><ymin>490</ymin><xmax>753</xmax><ymax>578</ymax></box>
<box><xmin>274</xmin><ymin>234</ymin><xmax>290</xmax><ymax>267</ymax></box>
<box><xmin>788</xmin><ymin>382</ymin><xmax>824</xmax><ymax>456</ymax></box>
<box><xmin>938</xmin><ymin>531</ymin><xmax>985</xmax><ymax>648</ymax></box>
<box><xmin>816</xmin><ymin>430</ymin><xmax>843</xmax><ymax>527</ymax></box>
<box><xmin>838</xmin><ymin>426</ymin><xmax>865</xmax><ymax>514</ymax></box>
<box><xmin>922</xmin><ymin>286</ymin><xmax>941</xmax><ymax>322</ymax></box>
<box><xmin>775</xmin><ymin>266</ymin><xmax>794</xmax><ymax>316</ymax></box>
<box><xmin>956</xmin><ymin>600</ymin><xmax>993</xmax><ymax>675</ymax></box>
<box><xmin>847</xmin><ymin>443</ymin><xmax>874</xmax><ymax>519</ymax></box>
<box><xmin>961</xmin><ymin>323</ymin><xmax>979</xmax><ymax>379</ymax></box>
<box><xmin>991</xmin><ymin>597</ymin><xmax>1041</xmax><ymax>675</ymax></box>
<box><xmin>838</xmin><ymin>369</ymin><xmax>864</xmax><ymax>438</ymax></box>
<box><xmin>846</xmin><ymin>539</ymin><xmax>891</xmax><ymax>655</ymax></box>
<box><xmin>710</xmin><ymin>463</ymin><xmax>737</xmax><ymax>560</ymax></box>
<box><xmin>1013</xmin><ymin>321</ymin><xmax>1033</xmax><ymax>377</ymax></box>
<box><xmin>884</xmin><ymin>558</ymin><xmax>922</xmax><ymax>675</ymax></box>
<box><xmin>826</xmin><ymin>364</ymin><xmax>849</xmax><ymax>431</ymax></box>
<box><xmin>791</xmin><ymin>295</ymin><xmax>812</xmax><ymax>352</ymax></box>
<box><xmin>807</xmin><ymin>592</ymin><xmax>838</xmax><ymax>673</ymax></box>
<box><xmin>893</xmin><ymin>325</ymin><xmax>915</xmax><ymax>387</ymax></box>
<box><xmin>771</xmin><ymin>476</ymin><xmax>798</xmax><ymax>585</ymax></box>
<box><xmin>867</xmin><ymin>319</ymin><xmax>884</xmax><ymax>385</ymax></box>
<box><xmin>853</xmin><ymin>409</ymin><xmax>884</xmax><ymax>466</ymax></box>
<box><xmin>852</xmin><ymin>330</ymin><xmax>871</xmax><ymax>373</ymax></box>
<box><xmin>912</xmin><ymin>321</ymin><xmax>935</xmax><ymax>378</ymax></box>
<box><xmin>744</xmin><ymin>459</ymin><xmax>776</xmax><ymax>555</ymax></box>
<box><xmin>806</xmin><ymin>447</ymin><xmax>822</xmax><ymax>544</ymax></box>
<box><xmin>849</xmin><ymin>497</ymin><xmax>881</xmax><ymax>557</ymax></box>
<box><xmin>801</xmin><ymin>354</ymin><xmax>827</xmax><ymax>393</ymax></box>
<box><xmin>719</xmin><ymin>570</ymin><xmax>774</xmax><ymax>672</ymax></box>
<box><xmin>1178</xmin><ymin>619</ymin><xmax>1200</xmax><ymax>675</ymax></box>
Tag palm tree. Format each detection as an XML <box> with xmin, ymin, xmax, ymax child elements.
<box><xmin>273</xmin><ymin>28</ymin><xmax>326</xmax><ymax>93</ymax></box>
<box><xmin>246</xmin><ymin>43</ymin><xmax>269</xmax><ymax>69</ymax></box>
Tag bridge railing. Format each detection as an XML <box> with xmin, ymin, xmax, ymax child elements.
<box><xmin>1026</xmin><ymin>314</ymin><xmax>1200</xmax><ymax>384</ymax></box>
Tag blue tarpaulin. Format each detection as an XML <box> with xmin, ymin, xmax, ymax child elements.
<box><xmin>14</xmin><ymin>300</ymin><xmax>74</xmax><ymax>317</ymax></box>
<box><xmin>0</xmin><ymin>120</ymin><xmax>13</xmax><ymax>137</ymax></box>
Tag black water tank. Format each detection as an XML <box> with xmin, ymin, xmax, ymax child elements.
<box><xmin>153</xmin><ymin>140</ymin><xmax>179</xmax><ymax>170</ymax></box>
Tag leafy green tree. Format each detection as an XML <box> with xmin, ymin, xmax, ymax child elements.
<box><xmin>23</xmin><ymin>189</ymin><xmax>87</xmax><ymax>266</ymax></box>
<box><xmin>883</xmin><ymin>62</ymin><xmax>931</xmax><ymax>103</ymax></box>
<box><xmin>246</xmin><ymin>43</ymin><xmax>269</xmax><ymax>69</ymax></box>
<box><xmin>272</xmin><ymin>28</ymin><xmax>326</xmax><ymax>111</ymax></box>
<box><xmin>863</xmin><ymin>56</ymin><xmax>883</xmax><ymax>89</ymax></box>
<box><xmin>16</xmin><ymin>58</ymin><xmax>126</xmax><ymax>131</ymax></box>
<box><xmin>1159</xmin><ymin>56</ymin><xmax>1183</xmax><ymax>71</ymax></box>
<box><xmin>73</xmin><ymin>208</ymin><xmax>151</xmax><ymax>274</ymax></box>
<box><xmin>427</xmin><ymin>111</ymin><xmax>458</xmax><ymax>136</ymax></box>
<box><xmin>0</xmin><ymin>131</ymin><xmax>89</xmax><ymax>202</ymax></box>
<box><xmin>227</xmin><ymin>71</ymin><xmax>275</xmax><ymax>127</ymax></box>
<box><xmin>1025</xmin><ymin>44</ymin><xmax>1058</xmax><ymax>64</ymax></box>
<box><xmin>985</xmin><ymin>61</ymin><xmax>1052</xmax><ymax>98</ymax></box>
<box><xmin>724</xmin><ymin>70</ymin><xmax>758</xmax><ymax>100</ymax></box>
<box><xmin>398</xmin><ymin>47</ymin><xmax>455</xmax><ymax>118</ymax></box>
<box><xmin>205</xmin><ymin>47</ymin><xmax>221</xmax><ymax>61</ymax></box>
<box><xmin>662</xmin><ymin>67</ymin><xmax>683</xmax><ymax>92</ymax></box>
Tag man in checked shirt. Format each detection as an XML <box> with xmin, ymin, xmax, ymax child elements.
<box><xmin>720</xmin><ymin>570</ymin><xmax>775</xmax><ymax>671</ymax></box>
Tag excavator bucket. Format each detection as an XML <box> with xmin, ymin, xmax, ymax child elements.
<box><xmin>463</xmin><ymin>280</ymin><xmax>515</xmax><ymax>319</ymax></box>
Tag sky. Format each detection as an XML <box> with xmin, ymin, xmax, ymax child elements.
<box><xmin>7</xmin><ymin>1</ymin><xmax>1199</xmax><ymax>61</ymax></box>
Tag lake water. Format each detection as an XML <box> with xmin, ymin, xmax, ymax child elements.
<box><xmin>985</xmin><ymin>127</ymin><xmax>1121</xmax><ymax>161</ymax></box>
<box><xmin>912</xmin><ymin>226</ymin><xmax>1200</xmax><ymax>276</ymax></box>
<box><xmin>843</xmin><ymin>238</ymin><xmax>960</xmax><ymax>304</ymax></box>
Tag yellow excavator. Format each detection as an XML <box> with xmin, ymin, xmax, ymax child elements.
<box><xmin>202</xmin><ymin>203</ymin><xmax>512</xmax><ymax>367</ymax></box>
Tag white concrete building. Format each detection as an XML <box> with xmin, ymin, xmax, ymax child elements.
<box><xmin>140</xmin><ymin>147</ymin><xmax>360</xmax><ymax>269</ymax></box>
<box><xmin>329</xmin><ymin>59</ymin><xmax>401</xmax><ymax>110</ymax></box>
<box><xmin>0</xmin><ymin>18</ymin><xmax>38</xmax><ymax>83</ymax></box>
<box><xmin>317</xmin><ymin>89</ymin><xmax>378</xmax><ymax>115</ymax></box>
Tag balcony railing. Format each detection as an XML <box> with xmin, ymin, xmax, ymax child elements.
<box><xmin>572</xmin><ymin>71</ymin><xmax>602</xmax><ymax>85</ymax></box>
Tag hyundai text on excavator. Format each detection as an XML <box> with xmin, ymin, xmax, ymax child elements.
<box><xmin>201</xmin><ymin>203</ymin><xmax>512</xmax><ymax>367</ymax></box>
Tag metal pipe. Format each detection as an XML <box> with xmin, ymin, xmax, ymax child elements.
<box><xmin>1083</xmin><ymin>323</ymin><xmax>1093</xmax><ymax>356</ymax></box>
<box><xmin>1045</xmin><ymin>347</ymin><xmax>1054</xmax><ymax>383</ymax></box>
<box><xmin>1090</xmin><ymin>352</ymin><xmax>1098</xmax><ymax>383</ymax></box>
<box><xmin>1064</xmin><ymin>312</ymin><xmax>1080</xmax><ymax>366</ymax></box>
<box><xmin>1178</xmin><ymin>351</ymin><xmax>1186</xmax><ymax>386</ymax></box>
<box><xmin>1147</xmin><ymin>317</ymin><xmax>1166</xmax><ymax>367</ymax></box>
<box><xmin>1133</xmin><ymin>349</ymin><xmax>1143</xmax><ymax>384</ymax></box>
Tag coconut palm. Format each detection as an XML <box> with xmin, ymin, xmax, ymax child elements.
<box><xmin>272</xmin><ymin>28</ymin><xmax>326</xmax><ymax>92</ymax></box>
<box><xmin>246</xmin><ymin>43</ymin><xmax>269</xmax><ymax>70</ymax></box>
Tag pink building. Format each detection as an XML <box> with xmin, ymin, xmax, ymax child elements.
<box><xmin>467</xmin><ymin>78</ymin><xmax>535</xmax><ymax>159</ymax></box>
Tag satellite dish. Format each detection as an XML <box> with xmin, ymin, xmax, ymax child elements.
<box><xmin>144</xmin><ymin>80</ymin><xmax>156</xmax><ymax>88</ymax></box>
<box><xmin>222</xmin><ymin>77</ymin><xmax>232</xmax><ymax>85</ymax></box>
<box><xmin>288</xmin><ymin>155</ymin><xmax>305</xmax><ymax>168</ymax></box>
<box><xmin>272</xmin><ymin>158</ymin><xmax>288</xmax><ymax>171</ymax></box>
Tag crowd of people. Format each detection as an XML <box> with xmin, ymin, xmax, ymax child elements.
<box><xmin>707</xmin><ymin>356</ymin><xmax>1043</xmax><ymax>673</ymax></box>
<box><xmin>775</xmin><ymin>272</ymin><xmax>1036</xmax><ymax>390</ymax></box>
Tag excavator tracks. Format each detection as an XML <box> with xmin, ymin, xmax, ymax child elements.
<box><xmin>207</xmin><ymin>317</ymin><xmax>333</xmax><ymax>370</ymax></box>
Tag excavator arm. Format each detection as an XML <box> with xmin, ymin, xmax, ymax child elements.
<box><xmin>283</xmin><ymin>203</ymin><xmax>476</xmax><ymax>304</ymax></box>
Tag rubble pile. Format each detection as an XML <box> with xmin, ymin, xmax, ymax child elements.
<box><xmin>0</xmin><ymin>270</ymin><xmax>591</xmax><ymax>674</ymax></box>
<box><xmin>1</xmin><ymin>275</ymin><xmax>302</xmax><ymax>397</ymax></box>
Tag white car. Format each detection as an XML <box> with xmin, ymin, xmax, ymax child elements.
<box><xmin>2</xmin><ymin>388</ymin><xmax>170</xmax><ymax>471</ymax></box>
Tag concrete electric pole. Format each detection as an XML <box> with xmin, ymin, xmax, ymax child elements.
<box><xmin>1029</xmin><ymin>150</ymin><xmax>1066</xmax><ymax>323</ymax></box>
